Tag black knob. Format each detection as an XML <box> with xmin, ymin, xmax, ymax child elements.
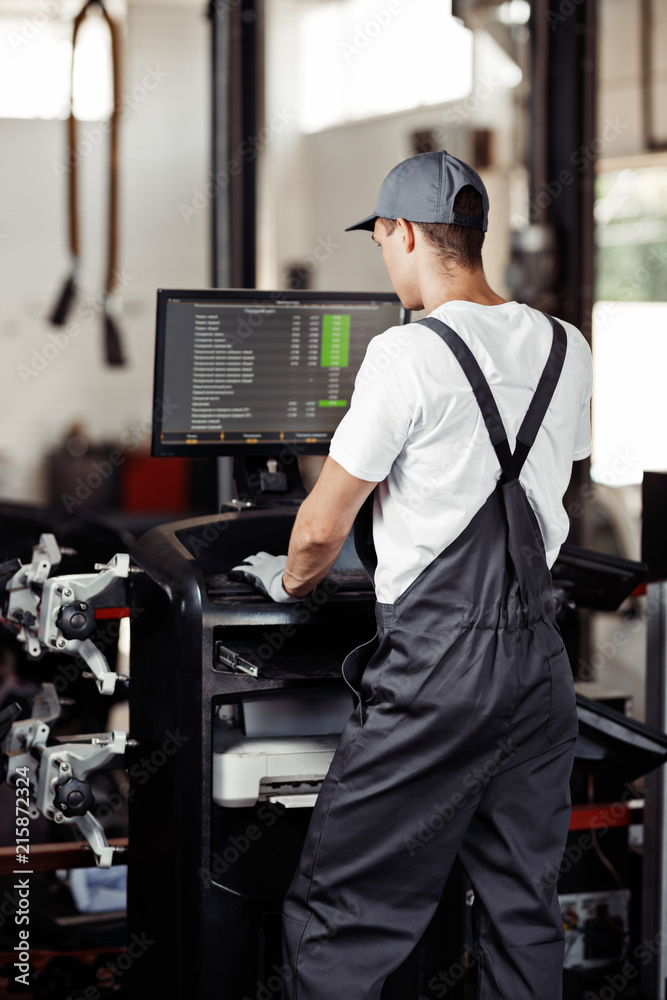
<box><xmin>53</xmin><ymin>777</ymin><xmax>94</xmax><ymax>816</ymax></box>
<box><xmin>56</xmin><ymin>601</ymin><xmax>96</xmax><ymax>641</ymax></box>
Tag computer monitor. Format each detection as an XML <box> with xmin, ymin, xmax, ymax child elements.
<box><xmin>152</xmin><ymin>289</ymin><xmax>408</xmax><ymax>457</ymax></box>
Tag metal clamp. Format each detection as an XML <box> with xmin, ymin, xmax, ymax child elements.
<box><xmin>4</xmin><ymin>689</ymin><xmax>130</xmax><ymax>870</ymax></box>
<box><xmin>3</xmin><ymin>534</ymin><xmax>130</xmax><ymax>695</ymax></box>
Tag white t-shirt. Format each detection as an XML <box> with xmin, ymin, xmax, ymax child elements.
<box><xmin>329</xmin><ymin>299</ymin><xmax>593</xmax><ymax>604</ymax></box>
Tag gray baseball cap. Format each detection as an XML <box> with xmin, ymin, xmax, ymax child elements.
<box><xmin>345</xmin><ymin>150</ymin><xmax>489</xmax><ymax>233</ymax></box>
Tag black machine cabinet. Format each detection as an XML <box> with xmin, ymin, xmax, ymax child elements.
<box><xmin>127</xmin><ymin>508</ymin><xmax>467</xmax><ymax>1000</ymax></box>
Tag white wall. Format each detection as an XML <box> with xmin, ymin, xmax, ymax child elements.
<box><xmin>0</xmin><ymin>2</ymin><xmax>209</xmax><ymax>502</ymax></box>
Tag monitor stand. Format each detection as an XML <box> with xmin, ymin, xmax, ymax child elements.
<box><xmin>221</xmin><ymin>453</ymin><xmax>308</xmax><ymax>510</ymax></box>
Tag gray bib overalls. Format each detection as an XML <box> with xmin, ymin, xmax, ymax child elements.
<box><xmin>282</xmin><ymin>315</ymin><xmax>578</xmax><ymax>1000</ymax></box>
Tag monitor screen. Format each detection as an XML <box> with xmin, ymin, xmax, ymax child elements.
<box><xmin>152</xmin><ymin>289</ymin><xmax>407</xmax><ymax>457</ymax></box>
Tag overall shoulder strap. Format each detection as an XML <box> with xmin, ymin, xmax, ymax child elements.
<box><xmin>417</xmin><ymin>313</ymin><xmax>568</xmax><ymax>481</ymax></box>
<box><xmin>511</xmin><ymin>315</ymin><xmax>567</xmax><ymax>476</ymax></box>
<box><xmin>418</xmin><ymin>315</ymin><xmax>516</xmax><ymax>480</ymax></box>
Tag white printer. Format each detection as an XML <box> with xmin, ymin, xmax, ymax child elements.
<box><xmin>212</xmin><ymin>690</ymin><xmax>353</xmax><ymax>808</ymax></box>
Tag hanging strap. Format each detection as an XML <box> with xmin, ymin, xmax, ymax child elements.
<box><xmin>417</xmin><ymin>314</ymin><xmax>567</xmax><ymax>482</ymax></box>
<box><xmin>52</xmin><ymin>0</ymin><xmax>124</xmax><ymax>365</ymax></box>
<box><xmin>101</xmin><ymin>5</ymin><xmax>124</xmax><ymax>365</ymax></box>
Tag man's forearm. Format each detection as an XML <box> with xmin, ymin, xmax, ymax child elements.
<box><xmin>281</xmin><ymin>456</ymin><xmax>378</xmax><ymax>598</ymax></box>
<box><xmin>282</xmin><ymin>500</ymin><xmax>347</xmax><ymax>597</ymax></box>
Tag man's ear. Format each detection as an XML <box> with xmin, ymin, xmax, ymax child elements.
<box><xmin>395</xmin><ymin>218</ymin><xmax>416</xmax><ymax>252</ymax></box>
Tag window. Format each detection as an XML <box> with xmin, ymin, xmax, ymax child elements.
<box><xmin>296</xmin><ymin>0</ymin><xmax>475</xmax><ymax>133</ymax></box>
<box><xmin>592</xmin><ymin>165</ymin><xmax>667</xmax><ymax>485</ymax></box>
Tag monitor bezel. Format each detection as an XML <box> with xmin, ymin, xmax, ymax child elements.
<box><xmin>151</xmin><ymin>288</ymin><xmax>408</xmax><ymax>458</ymax></box>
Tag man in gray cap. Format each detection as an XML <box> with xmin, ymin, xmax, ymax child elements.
<box><xmin>234</xmin><ymin>150</ymin><xmax>592</xmax><ymax>999</ymax></box>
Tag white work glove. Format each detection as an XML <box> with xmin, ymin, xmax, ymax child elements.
<box><xmin>230</xmin><ymin>552</ymin><xmax>299</xmax><ymax>603</ymax></box>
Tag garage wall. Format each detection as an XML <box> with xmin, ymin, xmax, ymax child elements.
<box><xmin>0</xmin><ymin>2</ymin><xmax>209</xmax><ymax>503</ymax></box>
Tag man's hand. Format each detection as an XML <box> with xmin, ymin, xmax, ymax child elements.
<box><xmin>231</xmin><ymin>459</ymin><xmax>378</xmax><ymax>602</ymax></box>
<box><xmin>230</xmin><ymin>552</ymin><xmax>299</xmax><ymax>603</ymax></box>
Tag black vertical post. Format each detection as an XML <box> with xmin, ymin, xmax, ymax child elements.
<box><xmin>529</xmin><ymin>0</ymin><xmax>597</xmax><ymax>676</ymax></box>
<box><xmin>544</xmin><ymin>0</ymin><xmax>596</xmax><ymax>349</ymax></box>
<box><xmin>209</xmin><ymin>0</ymin><xmax>260</xmax><ymax>289</ymax></box>
<box><xmin>547</xmin><ymin>0</ymin><xmax>596</xmax><ymax>560</ymax></box>
<box><xmin>209</xmin><ymin>0</ymin><xmax>262</xmax><ymax>501</ymax></box>
<box><xmin>530</xmin><ymin>0</ymin><xmax>596</xmax><ymax>551</ymax></box>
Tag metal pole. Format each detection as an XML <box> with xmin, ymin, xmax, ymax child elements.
<box><xmin>209</xmin><ymin>0</ymin><xmax>262</xmax><ymax>504</ymax></box>
<box><xmin>209</xmin><ymin>0</ymin><xmax>259</xmax><ymax>288</ymax></box>
<box><xmin>210</xmin><ymin>0</ymin><xmax>232</xmax><ymax>288</ymax></box>
<box><xmin>643</xmin><ymin>581</ymin><xmax>667</xmax><ymax>1000</ymax></box>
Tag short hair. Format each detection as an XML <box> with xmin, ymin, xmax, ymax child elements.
<box><xmin>379</xmin><ymin>184</ymin><xmax>485</xmax><ymax>273</ymax></box>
